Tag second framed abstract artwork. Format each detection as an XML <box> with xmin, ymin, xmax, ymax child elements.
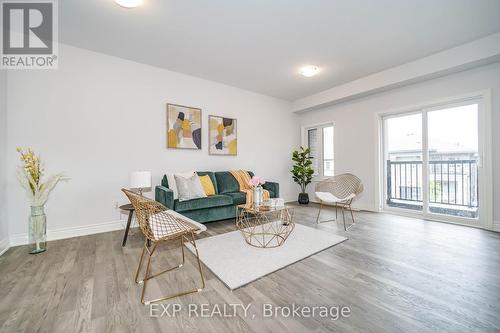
<box><xmin>166</xmin><ymin>103</ymin><xmax>202</xmax><ymax>149</ymax></box>
<box><xmin>209</xmin><ymin>115</ymin><xmax>237</xmax><ymax>155</ymax></box>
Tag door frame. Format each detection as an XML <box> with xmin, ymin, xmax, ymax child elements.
<box><xmin>376</xmin><ymin>90</ymin><xmax>493</xmax><ymax>230</ymax></box>
<box><xmin>300</xmin><ymin>121</ymin><xmax>335</xmax><ymax>181</ymax></box>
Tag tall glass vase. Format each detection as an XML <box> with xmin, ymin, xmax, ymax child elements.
<box><xmin>29</xmin><ymin>205</ymin><xmax>47</xmax><ymax>254</ymax></box>
<box><xmin>254</xmin><ymin>185</ymin><xmax>263</xmax><ymax>206</ymax></box>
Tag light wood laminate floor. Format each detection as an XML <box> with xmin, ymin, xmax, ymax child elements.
<box><xmin>1</xmin><ymin>203</ymin><xmax>499</xmax><ymax>333</ymax></box>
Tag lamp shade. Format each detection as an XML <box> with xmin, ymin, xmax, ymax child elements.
<box><xmin>130</xmin><ymin>171</ymin><xmax>151</xmax><ymax>189</ymax></box>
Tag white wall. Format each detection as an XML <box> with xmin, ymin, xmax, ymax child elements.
<box><xmin>6</xmin><ymin>44</ymin><xmax>299</xmax><ymax>243</ymax></box>
<box><xmin>0</xmin><ymin>70</ymin><xmax>8</xmax><ymax>253</ymax></box>
<box><xmin>298</xmin><ymin>62</ymin><xmax>500</xmax><ymax>227</ymax></box>
<box><xmin>5</xmin><ymin>44</ymin><xmax>498</xmax><ymax>245</ymax></box>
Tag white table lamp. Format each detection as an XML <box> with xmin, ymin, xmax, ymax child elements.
<box><xmin>130</xmin><ymin>171</ymin><xmax>151</xmax><ymax>196</ymax></box>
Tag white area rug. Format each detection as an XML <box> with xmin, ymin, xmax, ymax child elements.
<box><xmin>185</xmin><ymin>224</ymin><xmax>347</xmax><ymax>290</ymax></box>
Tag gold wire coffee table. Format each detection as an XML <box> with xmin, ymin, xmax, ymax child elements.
<box><xmin>236</xmin><ymin>204</ymin><xmax>295</xmax><ymax>248</ymax></box>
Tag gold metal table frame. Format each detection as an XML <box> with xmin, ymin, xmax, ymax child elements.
<box><xmin>236</xmin><ymin>204</ymin><xmax>295</xmax><ymax>248</ymax></box>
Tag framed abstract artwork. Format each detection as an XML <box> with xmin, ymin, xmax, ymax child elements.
<box><xmin>166</xmin><ymin>103</ymin><xmax>202</xmax><ymax>149</ymax></box>
<box><xmin>209</xmin><ymin>115</ymin><xmax>237</xmax><ymax>155</ymax></box>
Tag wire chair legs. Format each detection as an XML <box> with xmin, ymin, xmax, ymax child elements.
<box><xmin>316</xmin><ymin>202</ymin><xmax>356</xmax><ymax>231</ymax></box>
<box><xmin>316</xmin><ymin>203</ymin><xmax>336</xmax><ymax>224</ymax></box>
<box><xmin>342</xmin><ymin>204</ymin><xmax>356</xmax><ymax>231</ymax></box>
<box><xmin>134</xmin><ymin>232</ymin><xmax>205</xmax><ymax>305</ymax></box>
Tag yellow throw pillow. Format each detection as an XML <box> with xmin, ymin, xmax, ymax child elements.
<box><xmin>199</xmin><ymin>175</ymin><xmax>215</xmax><ymax>196</ymax></box>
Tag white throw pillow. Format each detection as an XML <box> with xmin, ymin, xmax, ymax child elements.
<box><xmin>166</xmin><ymin>171</ymin><xmax>194</xmax><ymax>200</ymax></box>
<box><xmin>315</xmin><ymin>191</ymin><xmax>355</xmax><ymax>203</ymax></box>
<box><xmin>174</xmin><ymin>173</ymin><xmax>207</xmax><ymax>202</ymax></box>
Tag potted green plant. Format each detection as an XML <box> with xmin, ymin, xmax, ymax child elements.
<box><xmin>291</xmin><ymin>146</ymin><xmax>314</xmax><ymax>204</ymax></box>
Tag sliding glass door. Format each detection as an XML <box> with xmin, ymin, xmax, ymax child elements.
<box><xmin>383</xmin><ymin>98</ymin><xmax>485</xmax><ymax>226</ymax></box>
<box><xmin>384</xmin><ymin>113</ymin><xmax>423</xmax><ymax>211</ymax></box>
<box><xmin>427</xmin><ymin>103</ymin><xmax>479</xmax><ymax>219</ymax></box>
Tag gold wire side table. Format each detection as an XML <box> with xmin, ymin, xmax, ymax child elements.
<box><xmin>236</xmin><ymin>204</ymin><xmax>295</xmax><ymax>248</ymax></box>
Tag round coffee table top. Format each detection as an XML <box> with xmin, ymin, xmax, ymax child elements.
<box><xmin>119</xmin><ymin>203</ymin><xmax>134</xmax><ymax>211</ymax></box>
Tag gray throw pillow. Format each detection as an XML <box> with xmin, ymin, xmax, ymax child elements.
<box><xmin>174</xmin><ymin>174</ymin><xmax>207</xmax><ymax>202</ymax></box>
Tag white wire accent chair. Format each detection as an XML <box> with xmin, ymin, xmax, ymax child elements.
<box><xmin>314</xmin><ymin>174</ymin><xmax>363</xmax><ymax>231</ymax></box>
<box><xmin>122</xmin><ymin>188</ymin><xmax>206</xmax><ymax>305</ymax></box>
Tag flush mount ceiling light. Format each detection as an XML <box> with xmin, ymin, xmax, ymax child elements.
<box><xmin>114</xmin><ymin>0</ymin><xmax>143</xmax><ymax>8</ymax></box>
<box><xmin>299</xmin><ymin>65</ymin><xmax>320</xmax><ymax>77</ymax></box>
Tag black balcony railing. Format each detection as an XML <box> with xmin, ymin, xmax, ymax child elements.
<box><xmin>387</xmin><ymin>160</ymin><xmax>479</xmax><ymax>210</ymax></box>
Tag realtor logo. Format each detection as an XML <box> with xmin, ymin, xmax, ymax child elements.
<box><xmin>1</xmin><ymin>0</ymin><xmax>58</xmax><ymax>69</ymax></box>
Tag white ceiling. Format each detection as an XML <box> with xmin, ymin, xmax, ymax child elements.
<box><xmin>60</xmin><ymin>0</ymin><xmax>500</xmax><ymax>101</ymax></box>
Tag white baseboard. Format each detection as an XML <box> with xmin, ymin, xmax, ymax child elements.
<box><xmin>0</xmin><ymin>238</ymin><xmax>10</xmax><ymax>256</ymax></box>
<box><xmin>283</xmin><ymin>196</ymin><xmax>298</xmax><ymax>204</ymax></box>
<box><xmin>9</xmin><ymin>220</ymin><xmax>125</xmax><ymax>247</ymax></box>
<box><xmin>493</xmin><ymin>220</ymin><xmax>500</xmax><ymax>232</ymax></box>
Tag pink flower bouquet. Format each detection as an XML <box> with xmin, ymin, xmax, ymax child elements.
<box><xmin>249</xmin><ymin>175</ymin><xmax>266</xmax><ymax>188</ymax></box>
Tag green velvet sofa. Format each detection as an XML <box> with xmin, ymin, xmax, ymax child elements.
<box><xmin>155</xmin><ymin>171</ymin><xmax>279</xmax><ymax>223</ymax></box>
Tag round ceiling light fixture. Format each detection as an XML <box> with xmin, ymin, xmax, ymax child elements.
<box><xmin>299</xmin><ymin>65</ymin><xmax>320</xmax><ymax>77</ymax></box>
<box><xmin>114</xmin><ymin>0</ymin><xmax>143</xmax><ymax>8</ymax></box>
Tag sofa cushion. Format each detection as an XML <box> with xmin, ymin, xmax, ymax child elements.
<box><xmin>225</xmin><ymin>192</ymin><xmax>247</xmax><ymax>205</ymax></box>
<box><xmin>174</xmin><ymin>194</ymin><xmax>233</xmax><ymax>212</ymax></box>
<box><xmin>215</xmin><ymin>171</ymin><xmax>240</xmax><ymax>194</ymax></box>
<box><xmin>196</xmin><ymin>171</ymin><xmax>218</xmax><ymax>193</ymax></box>
<box><xmin>215</xmin><ymin>171</ymin><xmax>256</xmax><ymax>194</ymax></box>
<box><xmin>225</xmin><ymin>189</ymin><xmax>274</xmax><ymax>205</ymax></box>
<box><xmin>179</xmin><ymin>205</ymin><xmax>236</xmax><ymax>223</ymax></box>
